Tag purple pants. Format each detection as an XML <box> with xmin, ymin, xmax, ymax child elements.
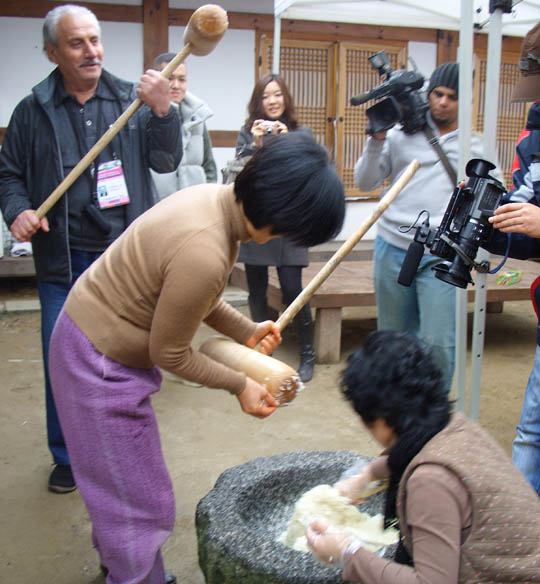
<box><xmin>49</xmin><ymin>310</ymin><xmax>175</xmax><ymax>584</ymax></box>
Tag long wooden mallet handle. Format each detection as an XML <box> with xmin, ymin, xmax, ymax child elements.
<box><xmin>199</xmin><ymin>159</ymin><xmax>420</xmax><ymax>405</ymax></box>
<box><xmin>35</xmin><ymin>4</ymin><xmax>228</xmax><ymax>220</ymax></box>
<box><xmin>276</xmin><ymin>158</ymin><xmax>421</xmax><ymax>331</ymax></box>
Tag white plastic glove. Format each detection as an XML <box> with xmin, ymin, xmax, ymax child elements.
<box><xmin>306</xmin><ymin>520</ymin><xmax>355</xmax><ymax>565</ymax></box>
<box><xmin>334</xmin><ymin>463</ymin><xmax>374</xmax><ymax>504</ymax></box>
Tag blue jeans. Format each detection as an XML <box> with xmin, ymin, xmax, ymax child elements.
<box><xmin>373</xmin><ymin>237</ymin><xmax>456</xmax><ymax>391</ymax></box>
<box><xmin>37</xmin><ymin>249</ymin><xmax>102</xmax><ymax>466</ymax></box>
<box><xmin>512</xmin><ymin>345</ymin><xmax>540</xmax><ymax>494</ymax></box>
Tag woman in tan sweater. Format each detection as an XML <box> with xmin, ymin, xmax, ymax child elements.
<box><xmin>48</xmin><ymin>132</ymin><xmax>345</xmax><ymax>584</ymax></box>
<box><xmin>307</xmin><ymin>330</ymin><xmax>540</xmax><ymax>583</ymax></box>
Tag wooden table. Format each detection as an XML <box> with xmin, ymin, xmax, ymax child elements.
<box><xmin>230</xmin><ymin>257</ymin><xmax>540</xmax><ymax>363</ymax></box>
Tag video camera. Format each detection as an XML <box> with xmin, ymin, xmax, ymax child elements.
<box><xmin>398</xmin><ymin>158</ymin><xmax>507</xmax><ymax>289</ymax></box>
<box><xmin>350</xmin><ymin>50</ymin><xmax>429</xmax><ymax>135</ymax></box>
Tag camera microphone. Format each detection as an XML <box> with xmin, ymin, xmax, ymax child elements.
<box><xmin>350</xmin><ymin>91</ymin><xmax>372</xmax><ymax>106</ymax></box>
<box><xmin>398</xmin><ymin>240</ymin><xmax>425</xmax><ymax>287</ymax></box>
<box><xmin>350</xmin><ymin>81</ymin><xmax>391</xmax><ymax>106</ymax></box>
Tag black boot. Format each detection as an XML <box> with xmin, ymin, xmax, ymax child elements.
<box><xmin>248</xmin><ymin>296</ymin><xmax>279</xmax><ymax>323</ymax></box>
<box><xmin>248</xmin><ymin>294</ymin><xmax>270</xmax><ymax>322</ymax></box>
<box><xmin>296</xmin><ymin>309</ymin><xmax>316</xmax><ymax>382</ymax></box>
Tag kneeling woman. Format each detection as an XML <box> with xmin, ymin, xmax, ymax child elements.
<box><xmin>307</xmin><ymin>330</ymin><xmax>540</xmax><ymax>583</ymax></box>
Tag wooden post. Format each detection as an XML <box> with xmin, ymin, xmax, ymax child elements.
<box><xmin>437</xmin><ymin>30</ymin><xmax>458</xmax><ymax>64</ymax></box>
<box><xmin>143</xmin><ymin>0</ymin><xmax>169</xmax><ymax>71</ymax></box>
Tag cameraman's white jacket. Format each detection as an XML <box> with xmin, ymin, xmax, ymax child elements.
<box><xmin>354</xmin><ymin>126</ymin><xmax>504</xmax><ymax>251</ymax></box>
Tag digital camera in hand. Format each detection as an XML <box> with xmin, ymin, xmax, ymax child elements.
<box><xmin>262</xmin><ymin>120</ymin><xmax>278</xmax><ymax>133</ymax></box>
<box><xmin>349</xmin><ymin>50</ymin><xmax>429</xmax><ymax>135</ymax></box>
<box><xmin>398</xmin><ymin>158</ymin><xmax>506</xmax><ymax>289</ymax></box>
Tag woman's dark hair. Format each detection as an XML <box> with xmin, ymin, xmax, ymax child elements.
<box><xmin>245</xmin><ymin>74</ymin><xmax>299</xmax><ymax>131</ymax></box>
<box><xmin>342</xmin><ymin>330</ymin><xmax>452</xmax><ymax>564</ymax></box>
<box><xmin>342</xmin><ymin>330</ymin><xmax>451</xmax><ymax>435</ymax></box>
<box><xmin>234</xmin><ymin>131</ymin><xmax>345</xmax><ymax>248</ymax></box>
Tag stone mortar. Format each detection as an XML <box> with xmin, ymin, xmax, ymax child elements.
<box><xmin>196</xmin><ymin>450</ymin><xmax>395</xmax><ymax>584</ymax></box>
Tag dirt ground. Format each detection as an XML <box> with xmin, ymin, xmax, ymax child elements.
<box><xmin>0</xmin><ymin>276</ymin><xmax>537</xmax><ymax>584</ymax></box>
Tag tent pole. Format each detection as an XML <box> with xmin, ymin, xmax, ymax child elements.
<box><xmin>454</xmin><ymin>0</ymin><xmax>474</xmax><ymax>413</ymax></box>
<box><xmin>468</xmin><ymin>6</ymin><xmax>504</xmax><ymax>421</ymax></box>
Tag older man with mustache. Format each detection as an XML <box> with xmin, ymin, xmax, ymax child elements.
<box><xmin>0</xmin><ymin>4</ymin><xmax>182</xmax><ymax>494</ymax></box>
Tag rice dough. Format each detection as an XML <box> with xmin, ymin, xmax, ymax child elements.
<box><xmin>278</xmin><ymin>484</ymin><xmax>399</xmax><ymax>553</ymax></box>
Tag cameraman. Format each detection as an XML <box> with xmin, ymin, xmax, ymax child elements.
<box><xmin>354</xmin><ymin>62</ymin><xmax>502</xmax><ymax>392</ymax></box>
<box><xmin>486</xmin><ymin>22</ymin><xmax>540</xmax><ymax>496</ymax></box>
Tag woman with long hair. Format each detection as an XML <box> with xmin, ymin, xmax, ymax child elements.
<box><xmin>307</xmin><ymin>330</ymin><xmax>540</xmax><ymax>583</ymax></box>
<box><xmin>234</xmin><ymin>73</ymin><xmax>317</xmax><ymax>382</ymax></box>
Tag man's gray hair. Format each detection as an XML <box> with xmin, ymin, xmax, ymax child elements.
<box><xmin>43</xmin><ymin>4</ymin><xmax>101</xmax><ymax>50</ymax></box>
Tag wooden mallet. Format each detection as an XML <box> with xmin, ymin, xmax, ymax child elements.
<box><xmin>35</xmin><ymin>4</ymin><xmax>228</xmax><ymax>220</ymax></box>
<box><xmin>200</xmin><ymin>159</ymin><xmax>421</xmax><ymax>405</ymax></box>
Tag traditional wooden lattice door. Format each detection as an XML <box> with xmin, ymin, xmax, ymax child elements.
<box><xmin>472</xmin><ymin>51</ymin><xmax>530</xmax><ymax>188</ymax></box>
<box><xmin>258</xmin><ymin>37</ymin><xmax>336</xmax><ymax>152</ymax></box>
<box><xmin>259</xmin><ymin>36</ymin><xmax>526</xmax><ymax>196</ymax></box>
<box><xmin>335</xmin><ymin>42</ymin><xmax>407</xmax><ymax>196</ymax></box>
<box><xmin>258</xmin><ymin>36</ymin><xmax>407</xmax><ymax>196</ymax></box>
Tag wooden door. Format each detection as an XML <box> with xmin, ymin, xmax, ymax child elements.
<box><xmin>259</xmin><ymin>37</ymin><xmax>336</xmax><ymax>153</ymax></box>
<box><xmin>336</xmin><ymin>42</ymin><xmax>407</xmax><ymax>196</ymax></box>
<box><xmin>258</xmin><ymin>36</ymin><xmax>526</xmax><ymax>196</ymax></box>
<box><xmin>259</xmin><ymin>36</ymin><xmax>407</xmax><ymax>197</ymax></box>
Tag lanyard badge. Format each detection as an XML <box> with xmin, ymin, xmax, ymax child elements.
<box><xmin>96</xmin><ymin>159</ymin><xmax>130</xmax><ymax>209</ymax></box>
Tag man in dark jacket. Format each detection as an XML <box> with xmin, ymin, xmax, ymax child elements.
<box><xmin>0</xmin><ymin>4</ymin><xmax>182</xmax><ymax>494</ymax></box>
<box><xmin>487</xmin><ymin>22</ymin><xmax>540</xmax><ymax>495</ymax></box>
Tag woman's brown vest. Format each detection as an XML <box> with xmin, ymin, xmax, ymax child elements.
<box><xmin>397</xmin><ymin>413</ymin><xmax>540</xmax><ymax>582</ymax></box>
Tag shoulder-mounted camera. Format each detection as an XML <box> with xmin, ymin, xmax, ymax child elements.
<box><xmin>350</xmin><ymin>50</ymin><xmax>429</xmax><ymax>135</ymax></box>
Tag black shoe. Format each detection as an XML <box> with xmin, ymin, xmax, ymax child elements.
<box><xmin>294</xmin><ymin>309</ymin><xmax>316</xmax><ymax>382</ymax></box>
<box><xmin>298</xmin><ymin>347</ymin><xmax>316</xmax><ymax>382</ymax></box>
<box><xmin>48</xmin><ymin>464</ymin><xmax>76</xmax><ymax>493</ymax></box>
<box><xmin>101</xmin><ymin>565</ymin><xmax>176</xmax><ymax>583</ymax></box>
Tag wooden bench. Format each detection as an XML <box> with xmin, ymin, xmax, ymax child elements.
<box><xmin>230</xmin><ymin>256</ymin><xmax>540</xmax><ymax>363</ymax></box>
<box><xmin>0</xmin><ymin>256</ymin><xmax>35</xmax><ymax>277</ymax></box>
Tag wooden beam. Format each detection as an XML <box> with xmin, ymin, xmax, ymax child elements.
<box><xmin>281</xmin><ymin>21</ymin><xmax>437</xmax><ymax>43</ymax></box>
<box><xmin>0</xmin><ymin>1</ymin><xmax>142</xmax><ymax>22</ymax></box>
<box><xmin>476</xmin><ymin>33</ymin><xmax>522</xmax><ymax>53</ymax></box>
<box><xmin>168</xmin><ymin>9</ymin><xmax>275</xmax><ymax>32</ymax></box>
<box><xmin>174</xmin><ymin>9</ymin><xmax>440</xmax><ymax>43</ymax></box>
<box><xmin>209</xmin><ymin>130</ymin><xmax>238</xmax><ymax>148</ymax></box>
<box><xmin>143</xmin><ymin>0</ymin><xmax>169</xmax><ymax>71</ymax></box>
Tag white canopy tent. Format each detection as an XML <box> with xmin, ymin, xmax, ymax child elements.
<box><xmin>273</xmin><ymin>0</ymin><xmax>540</xmax><ymax>418</ymax></box>
<box><xmin>274</xmin><ymin>0</ymin><xmax>540</xmax><ymax>37</ymax></box>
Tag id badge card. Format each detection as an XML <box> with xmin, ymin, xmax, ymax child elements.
<box><xmin>96</xmin><ymin>160</ymin><xmax>130</xmax><ymax>209</ymax></box>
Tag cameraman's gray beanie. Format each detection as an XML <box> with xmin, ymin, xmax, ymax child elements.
<box><xmin>427</xmin><ymin>62</ymin><xmax>459</xmax><ymax>96</ymax></box>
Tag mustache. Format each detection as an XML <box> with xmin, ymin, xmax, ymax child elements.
<box><xmin>79</xmin><ymin>59</ymin><xmax>102</xmax><ymax>68</ymax></box>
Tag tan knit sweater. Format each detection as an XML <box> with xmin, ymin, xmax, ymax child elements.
<box><xmin>65</xmin><ymin>183</ymin><xmax>255</xmax><ymax>395</ymax></box>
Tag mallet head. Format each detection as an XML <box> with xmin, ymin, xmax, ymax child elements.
<box><xmin>183</xmin><ymin>4</ymin><xmax>228</xmax><ymax>56</ymax></box>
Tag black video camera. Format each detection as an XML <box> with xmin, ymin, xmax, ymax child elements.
<box><xmin>398</xmin><ymin>158</ymin><xmax>507</xmax><ymax>289</ymax></box>
<box><xmin>350</xmin><ymin>50</ymin><xmax>429</xmax><ymax>135</ymax></box>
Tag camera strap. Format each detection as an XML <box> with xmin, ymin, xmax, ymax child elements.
<box><xmin>423</xmin><ymin>123</ymin><xmax>458</xmax><ymax>186</ymax></box>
